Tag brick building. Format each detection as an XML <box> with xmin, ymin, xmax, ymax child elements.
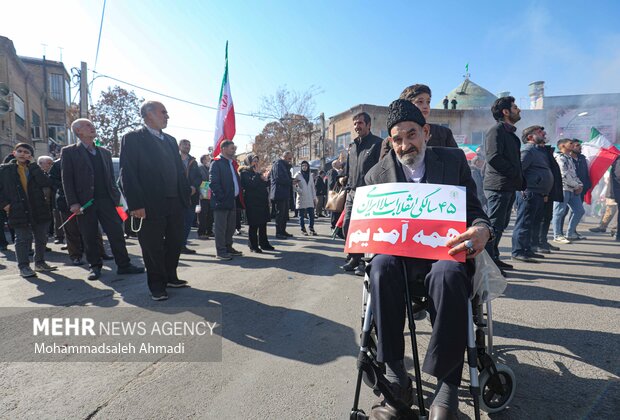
<box><xmin>0</xmin><ymin>36</ymin><xmax>71</xmax><ymax>160</ymax></box>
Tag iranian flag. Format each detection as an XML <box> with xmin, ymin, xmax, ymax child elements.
<box><xmin>582</xmin><ymin>127</ymin><xmax>620</xmax><ymax>204</ymax></box>
<box><xmin>117</xmin><ymin>193</ymin><xmax>129</xmax><ymax>222</ymax></box>
<box><xmin>212</xmin><ymin>41</ymin><xmax>236</xmax><ymax>158</ymax></box>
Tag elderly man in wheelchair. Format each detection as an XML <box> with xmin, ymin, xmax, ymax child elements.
<box><xmin>353</xmin><ymin>100</ymin><xmax>497</xmax><ymax>420</ymax></box>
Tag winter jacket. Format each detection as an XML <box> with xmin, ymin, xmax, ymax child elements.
<box><xmin>183</xmin><ymin>155</ymin><xmax>202</xmax><ymax>206</ymax></box>
<box><xmin>542</xmin><ymin>146</ymin><xmax>564</xmax><ymax>202</ymax></box>
<box><xmin>293</xmin><ymin>171</ymin><xmax>317</xmax><ymax>209</ymax></box>
<box><xmin>521</xmin><ymin>143</ymin><xmax>554</xmax><ymax>195</ymax></box>
<box><xmin>483</xmin><ymin>122</ymin><xmax>524</xmax><ymax>191</ymax></box>
<box><xmin>555</xmin><ymin>152</ymin><xmax>583</xmax><ymax>192</ymax></box>
<box><xmin>315</xmin><ymin>176</ymin><xmax>327</xmax><ymax>195</ymax></box>
<box><xmin>611</xmin><ymin>157</ymin><xmax>620</xmax><ymax>203</ymax></box>
<box><xmin>574</xmin><ymin>153</ymin><xmax>591</xmax><ymax>197</ymax></box>
<box><xmin>0</xmin><ymin>159</ymin><xmax>52</xmax><ymax>228</ymax></box>
<box><xmin>269</xmin><ymin>159</ymin><xmax>292</xmax><ymax>201</ymax></box>
<box><xmin>345</xmin><ymin>133</ymin><xmax>383</xmax><ymax>189</ymax></box>
<box><xmin>239</xmin><ymin>166</ymin><xmax>270</xmax><ymax>226</ymax></box>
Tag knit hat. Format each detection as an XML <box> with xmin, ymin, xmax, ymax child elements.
<box><xmin>387</xmin><ymin>99</ymin><xmax>426</xmax><ymax>135</ymax></box>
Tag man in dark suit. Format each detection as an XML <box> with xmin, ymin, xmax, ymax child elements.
<box><xmin>62</xmin><ymin>119</ymin><xmax>144</xmax><ymax>281</ymax></box>
<box><xmin>269</xmin><ymin>151</ymin><xmax>293</xmax><ymax>239</ymax></box>
<box><xmin>120</xmin><ymin>101</ymin><xmax>191</xmax><ymax>301</ymax></box>
<box><xmin>209</xmin><ymin>140</ymin><xmax>243</xmax><ymax>260</ymax></box>
<box><xmin>380</xmin><ymin>84</ymin><xmax>458</xmax><ymax>159</ymax></box>
<box><xmin>366</xmin><ymin>100</ymin><xmax>493</xmax><ymax>420</ymax></box>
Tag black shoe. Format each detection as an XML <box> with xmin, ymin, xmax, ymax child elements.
<box><xmin>284</xmin><ymin>232</ymin><xmax>293</xmax><ymax>238</ymax></box>
<box><xmin>589</xmin><ymin>226</ymin><xmax>606</xmax><ymax>233</ymax></box>
<box><xmin>354</xmin><ymin>263</ymin><xmax>365</xmax><ymax>277</ymax></box>
<box><xmin>88</xmin><ymin>267</ymin><xmax>102</xmax><ymax>281</ymax></box>
<box><xmin>117</xmin><ymin>264</ymin><xmax>145</xmax><ymax>275</ymax></box>
<box><xmin>167</xmin><ymin>279</ymin><xmax>189</xmax><ymax>288</ymax></box>
<box><xmin>227</xmin><ymin>248</ymin><xmax>243</xmax><ymax>256</ymax></box>
<box><xmin>544</xmin><ymin>243</ymin><xmax>560</xmax><ymax>251</ymax></box>
<box><xmin>151</xmin><ymin>291</ymin><xmax>169</xmax><ymax>301</ymax></box>
<box><xmin>495</xmin><ymin>260</ymin><xmax>514</xmax><ymax>270</ymax></box>
<box><xmin>180</xmin><ymin>247</ymin><xmax>197</xmax><ymax>254</ymax></box>
<box><xmin>309</xmin><ymin>229</ymin><xmax>317</xmax><ymax>236</ymax></box>
<box><xmin>250</xmin><ymin>247</ymin><xmax>263</xmax><ymax>253</ymax></box>
<box><xmin>45</xmin><ymin>246</ymin><xmax>52</xmax><ymax>252</ymax></box>
<box><xmin>512</xmin><ymin>255</ymin><xmax>539</xmax><ymax>263</ymax></box>
<box><xmin>275</xmin><ymin>234</ymin><xmax>288</xmax><ymax>240</ymax></box>
<box><xmin>526</xmin><ymin>252</ymin><xmax>545</xmax><ymax>259</ymax></box>
<box><xmin>71</xmin><ymin>257</ymin><xmax>84</xmax><ymax>266</ymax></box>
<box><xmin>260</xmin><ymin>244</ymin><xmax>275</xmax><ymax>251</ymax></box>
<box><xmin>534</xmin><ymin>247</ymin><xmax>551</xmax><ymax>254</ymax></box>
<box><xmin>341</xmin><ymin>260</ymin><xmax>359</xmax><ymax>272</ymax></box>
<box><xmin>301</xmin><ymin>228</ymin><xmax>308</xmax><ymax>236</ymax></box>
<box><xmin>101</xmin><ymin>254</ymin><xmax>114</xmax><ymax>261</ymax></box>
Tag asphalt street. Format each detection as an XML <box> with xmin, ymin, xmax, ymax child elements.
<box><xmin>0</xmin><ymin>214</ymin><xmax>618</xmax><ymax>419</ymax></box>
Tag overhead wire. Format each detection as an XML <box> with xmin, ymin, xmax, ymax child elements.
<box><xmin>90</xmin><ymin>70</ymin><xmax>270</xmax><ymax>119</ymax></box>
<box><xmin>93</xmin><ymin>0</ymin><xmax>107</xmax><ymax>71</ymax></box>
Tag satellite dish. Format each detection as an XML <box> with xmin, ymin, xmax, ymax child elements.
<box><xmin>0</xmin><ymin>99</ymin><xmax>9</xmax><ymax>115</ymax></box>
<box><xmin>0</xmin><ymin>83</ymin><xmax>9</xmax><ymax>97</ymax></box>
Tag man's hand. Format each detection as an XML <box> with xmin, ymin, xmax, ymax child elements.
<box><xmin>575</xmin><ymin>186</ymin><xmax>583</xmax><ymax>194</ymax></box>
<box><xmin>131</xmin><ymin>208</ymin><xmax>146</xmax><ymax>219</ymax></box>
<box><xmin>3</xmin><ymin>204</ymin><xmax>9</xmax><ymax>213</ymax></box>
<box><xmin>446</xmin><ymin>225</ymin><xmax>490</xmax><ymax>259</ymax></box>
<box><xmin>69</xmin><ymin>204</ymin><xmax>82</xmax><ymax>215</ymax></box>
<box><xmin>190</xmin><ymin>186</ymin><xmax>196</xmax><ymax>195</ymax></box>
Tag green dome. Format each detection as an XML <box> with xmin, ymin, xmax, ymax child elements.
<box><xmin>436</xmin><ymin>78</ymin><xmax>498</xmax><ymax>110</ymax></box>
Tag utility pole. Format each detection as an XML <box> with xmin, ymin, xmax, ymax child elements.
<box><xmin>79</xmin><ymin>62</ymin><xmax>88</xmax><ymax>118</ymax></box>
<box><xmin>320</xmin><ymin>112</ymin><xmax>326</xmax><ymax>168</ymax></box>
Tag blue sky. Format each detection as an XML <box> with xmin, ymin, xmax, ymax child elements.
<box><xmin>5</xmin><ymin>0</ymin><xmax>620</xmax><ymax>156</ymax></box>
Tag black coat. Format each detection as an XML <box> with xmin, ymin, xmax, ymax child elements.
<box><xmin>49</xmin><ymin>160</ymin><xmax>68</xmax><ymax>212</ymax></box>
<box><xmin>483</xmin><ymin>122</ymin><xmax>524</xmax><ymax>191</ymax></box>
<box><xmin>315</xmin><ymin>176</ymin><xmax>327</xmax><ymax>195</ymax></box>
<box><xmin>240</xmin><ymin>167</ymin><xmax>270</xmax><ymax>226</ymax></box>
<box><xmin>269</xmin><ymin>158</ymin><xmax>292</xmax><ymax>201</ymax></box>
<box><xmin>542</xmin><ymin>145</ymin><xmax>564</xmax><ymax>202</ymax></box>
<box><xmin>575</xmin><ymin>153</ymin><xmax>592</xmax><ymax>196</ymax></box>
<box><xmin>346</xmin><ymin>133</ymin><xmax>383</xmax><ymax>189</ymax></box>
<box><xmin>0</xmin><ymin>160</ymin><xmax>52</xmax><ymax>228</ymax></box>
<box><xmin>209</xmin><ymin>157</ymin><xmax>240</xmax><ymax>211</ymax></box>
<box><xmin>611</xmin><ymin>156</ymin><xmax>620</xmax><ymax>202</ymax></box>
<box><xmin>365</xmin><ymin>148</ymin><xmax>490</xmax><ymax>229</ymax></box>
<box><xmin>184</xmin><ymin>155</ymin><xmax>202</xmax><ymax>206</ymax></box>
<box><xmin>60</xmin><ymin>143</ymin><xmax>121</xmax><ymax>208</ymax></box>
<box><xmin>120</xmin><ymin>127</ymin><xmax>190</xmax><ymax>218</ymax></box>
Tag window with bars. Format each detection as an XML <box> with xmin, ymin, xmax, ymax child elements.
<box><xmin>49</xmin><ymin>74</ymin><xmax>64</xmax><ymax>101</ymax></box>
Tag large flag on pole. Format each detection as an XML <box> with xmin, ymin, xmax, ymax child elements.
<box><xmin>212</xmin><ymin>41</ymin><xmax>236</xmax><ymax>158</ymax></box>
<box><xmin>581</xmin><ymin>127</ymin><xmax>620</xmax><ymax>204</ymax></box>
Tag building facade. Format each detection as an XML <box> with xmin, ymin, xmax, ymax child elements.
<box><xmin>0</xmin><ymin>36</ymin><xmax>71</xmax><ymax>160</ymax></box>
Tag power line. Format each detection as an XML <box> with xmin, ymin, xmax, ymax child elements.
<box><xmin>93</xmin><ymin>0</ymin><xmax>107</xmax><ymax>71</ymax></box>
<box><xmin>90</xmin><ymin>70</ymin><xmax>269</xmax><ymax>119</ymax></box>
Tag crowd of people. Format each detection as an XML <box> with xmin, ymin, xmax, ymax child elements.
<box><xmin>0</xmin><ymin>88</ymin><xmax>618</xmax><ymax>418</ymax></box>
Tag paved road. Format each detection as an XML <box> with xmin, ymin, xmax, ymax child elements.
<box><xmin>0</xmin><ymin>215</ymin><xmax>618</xmax><ymax>419</ymax></box>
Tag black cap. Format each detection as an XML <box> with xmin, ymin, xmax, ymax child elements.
<box><xmin>387</xmin><ymin>99</ymin><xmax>426</xmax><ymax>135</ymax></box>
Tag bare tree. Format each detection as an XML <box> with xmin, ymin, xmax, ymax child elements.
<box><xmin>89</xmin><ymin>86</ymin><xmax>143</xmax><ymax>156</ymax></box>
<box><xmin>253</xmin><ymin>86</ymin><xmax>319</xmax><ymax>165</ymax></box>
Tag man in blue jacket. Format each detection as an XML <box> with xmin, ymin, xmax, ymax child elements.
<box><xmin>511</xmin><ymin>126</ymin><xmax>553</xmax><ymax>262</ymax></box>
<box><xmin>210</xmin><ymin>140</ymin><xmax>243</xmax><ymax>260</ymax></box>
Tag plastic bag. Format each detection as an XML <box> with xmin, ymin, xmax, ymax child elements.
<box><xmin>471</xmin><ymin>249</ymin><xmax>507</xmax><ymax>302</ymax></box>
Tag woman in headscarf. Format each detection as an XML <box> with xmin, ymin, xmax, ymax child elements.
<box><xmin>239</xmin><ymin>154</ymin><xmax>275</xmax><ymax>252</ymax></box>
<box><xmin>293</xmin><ymin>160</ymin><xmax>317</xmax><ymax>236</ymax></box>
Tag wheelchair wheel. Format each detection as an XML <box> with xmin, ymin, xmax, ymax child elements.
<box><xmin>478</xmin><ymin>363</ymin><xmax>516</xmax><ymax>413</ymax></box>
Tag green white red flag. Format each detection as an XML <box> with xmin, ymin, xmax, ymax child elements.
<box><xmin>212</xmin><ymin>42</ymin><xmax>236</xmax><ymax>158</ymax></box>
<box><xmin>581</xmin><ymin>127</ymin><xmax>620</xmax><ymax>204</ymax></box>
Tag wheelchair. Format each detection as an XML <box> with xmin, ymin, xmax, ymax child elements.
<box><xmin>350</xmin><ymin>257</ymin><xmax>516</xmax><ymax>420</ymax></box>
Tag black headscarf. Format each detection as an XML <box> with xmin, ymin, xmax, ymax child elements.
<box><xmin>300</xmin><ymin>160</ymin><xmax>310</xmax><ymax>183</ymax></box>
